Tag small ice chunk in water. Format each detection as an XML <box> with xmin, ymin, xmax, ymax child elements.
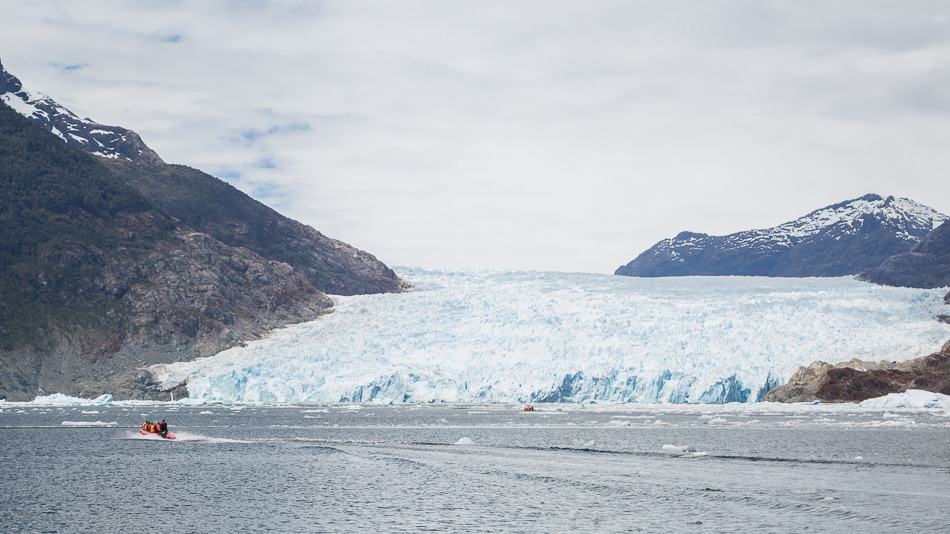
<box><xmin>662</xmin><ymin>444</ymin><xmax>694</xmax><ymax>454</ymax></box>
<box><xmin>61</xmin><ymin>421</ymin><xmax>117</xmax><ymax>427</ymax></box>
<box><xmin>454</xmin><ymin>437</ymin><xmax>474</xmax><ymax>445</ymax></box>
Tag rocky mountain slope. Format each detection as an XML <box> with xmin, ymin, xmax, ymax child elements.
<box><xmin>0</xmin><ymin>62</ymin><xmax>403</xmax><ymax>400</ymax></box>
<box><xmin>0</xmin><ymin>104</ymin><xmax>333</xmax><ymax>399</ymax></box>
<box><xmin>0</xmin><ymin>59</ymin><xmax>403</xmax><ymax>297</ymax></box>
<box><xmin>104</xmin><ymin>160</ymin><xmax>405</xmax><ymax>296</ymax></box>
<box><xmin>616</xmin><ymin>194</ymin><xmax>947</xmax><ymax>278</ymax></box>
<box><xmin>859</xmin><ymin>221</ymin><xmax>950</xmax><ymax>289</ymax></box>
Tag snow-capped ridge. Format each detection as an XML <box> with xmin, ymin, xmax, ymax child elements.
<box><xmin>619</xmin><ymin>194</ymin><xmax>947</xmax><ymax>277</ymax></box>
<box><xmin>772</xmin><ymin>194</ymin><xmax>947</xmax><ymax>240</ymax></box>
<box><xmin>0</xmin><ymin>58</ymin><xmax>163</xmax><ymax>164</ymax></box>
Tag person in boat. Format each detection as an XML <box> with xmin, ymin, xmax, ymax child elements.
<box><xmin>159</xmin><ymin>419</ymin><xmax>168</xmax><ymax>438</ymax></box>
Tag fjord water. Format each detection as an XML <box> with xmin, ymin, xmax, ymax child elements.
<box><xmin>156</xmin><ymin>269</ymin><xmax>950</xmax><ymax>404</ymax></box>
<box><xmin>3</xmin><ymin>404</ymin><xmax>949</xmax><ymax>533</ymax></box>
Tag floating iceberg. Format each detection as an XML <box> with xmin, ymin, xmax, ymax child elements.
<box><xmin>859</xmin><ymin>389</ymin><xmax>950</xmax><ymax>409</ymax></box>
<box><xmin>155</xmin><ymin>269</ymin><xmax>950</xmax><ymax>404</ymax></box>
<box><xmin>27</xmin><ymin>393</ymin><xmax>113</xmax><ymax>406</ymax></box>
<box><xmin>60</xmin><ymin>420</ymin><xmax>117</xmax><ymax>427</ymax></box>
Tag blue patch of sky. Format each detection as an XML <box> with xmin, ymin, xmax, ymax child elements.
<box><xmin>255</xmin><ymin>157</ymin><xmax>277</xmax><ymax>169</ymax></box>
<box><xmin>215</xmin><ymin>169</ymin><xmax>242</xmax><ymax>183</ymax></box>
<box><xmin>160</xmin><ymin>34</ymin><xmax>183</xmax><ymax>43</ymax></box>
<box><xmin>50</xmin><ymin>62</ymin><xmax>88</xmax><ymax>73</ymax></box>
<box><xmin>240</xmin><ymin>121</ymin><xmax>310</xmax><ymax>142</ymax></box>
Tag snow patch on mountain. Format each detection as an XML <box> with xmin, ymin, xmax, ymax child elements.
<box><xmin>152</xmin><ymin>269</ymin><xmax>950</xmax><ymax>404</ymax></box>
<box><xmin>617</xmin><ymin>195</ymin><xmax>948</xmax><ymax>278</ymax></box>
<box><xmin>0</xmin><ymin>59</ymin><xmax>162</xmax><ymax>164</ymax></box>
<box><xmin>673</xmin><ymin>195</ymin><xmax>946</xmax><ymax>254</ymax></box>
<box><xmin>741</xmin><ymin>194</ymin><xmax>946</xmax><ymax>245</ymax></box>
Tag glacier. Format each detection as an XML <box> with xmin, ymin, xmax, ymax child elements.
<box><xmin>153</xmin><ymin>269</ymin><xmax>950</xmax><ymax>404</ymax></box>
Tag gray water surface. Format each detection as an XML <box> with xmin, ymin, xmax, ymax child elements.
<box><xmin>2</xmin><ymin>404</ymin><xmax>949</xmax><ymax>533</ymax></box>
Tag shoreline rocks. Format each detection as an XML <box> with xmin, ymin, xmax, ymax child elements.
<box><xmin>765</xmin><ymin>340</ymin><xmax>950</xmax><ymax>403</ymax></box>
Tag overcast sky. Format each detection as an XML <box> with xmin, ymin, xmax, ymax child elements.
<box><xmin>2</xmin><ymin>1</ymin><xmax>949</xmax><ymax>272</ymax></box>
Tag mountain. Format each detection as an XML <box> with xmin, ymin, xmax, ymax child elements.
<box><xmin>0</xmin><ymin>61</ymin><xmax>402</xmax><ymax>400</ymax></box>
<box><xmin>858</xmin><ymin>221</ymin><xmax>950</xmax><ymax>289</ymax></box>
<box><xmin>0</xmin><ymin>59</ymin><xmax>403</xmax><ymax>297</ymax></box>
<box><xmin>0</xmin><ymin>60</ymin><xmax>163</xmax><ymax>164</ymax></box>
<box><xmin>616</xmin><ymin>194</ymin><xmax>948</xmax><ymax>278</ymax></box>
<box><xmin>0</xmin><ymin>104</ymin><xmax>333</xmax><ymax>399</ymax></box>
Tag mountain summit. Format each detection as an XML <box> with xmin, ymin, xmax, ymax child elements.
<box><xmin>0</xmin><ymin>58</ymin><xmax>163</xmax><ymax>164</ymax></box>
<box><xmin>616</xmin><ymin>194</ymin><xmax>948</xmax><ymax>277</ymax></box>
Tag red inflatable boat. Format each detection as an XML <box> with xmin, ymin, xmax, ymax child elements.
<box><xmin>139</xmin><ymin>428</ymin><xmax>176</xmax><ymax>440</ymax></box>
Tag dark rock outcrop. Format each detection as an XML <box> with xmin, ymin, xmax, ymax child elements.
<box><xmin>764</xmin><ymin>341</ymin><xmax>950</xmax><ymax>402</ymax></box>
<box><xmin>859</xmin><ymin>221</ymin><xmax>950</xmax><ymax>289</ymax></box>
<box><xmin>617</xmin><ymin>194</ymin><xmax>947</xmax><ymax>277</ymax></box>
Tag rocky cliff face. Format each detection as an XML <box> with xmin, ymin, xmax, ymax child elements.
<box><xmin>616</xmin><ymin>194</ymin><xmax>947</xmax><ymax>277</ymax></box>
<box><xmin>0</xmin><ymin>63</ymin><xmax>403</xmax><ymax>400</ymax></box>
<box><xmin>858</xmin><ymin>221</ymin><xmax>950</xmax><ymax>289</ymax></box>
<box><xmin>764</xmin><ymin>341</ymin><xmax>950</xmax><ymax>402</ymax></box>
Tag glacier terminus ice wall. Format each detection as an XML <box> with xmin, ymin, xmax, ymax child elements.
<box><xmin>155</xmin><ymin>269</ymin><xmax>950</xmax><ymax>404</ymax></box>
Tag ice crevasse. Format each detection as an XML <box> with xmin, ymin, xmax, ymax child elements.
<box><xmin>154</xmin><ymin>269</ymin><xmax>950</xmax><ymax>404</ymax></box>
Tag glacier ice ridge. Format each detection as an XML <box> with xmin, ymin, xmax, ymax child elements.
<box><xmin>153</xmin><ymin>269</ymin><xmax>950</xmax><ymax>404</ymax></box>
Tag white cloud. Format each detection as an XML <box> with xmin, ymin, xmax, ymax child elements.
<box><xmin>3</xmin><ymin>0</ymin><xmax>950</xmax><ymax>272</ymax></box>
